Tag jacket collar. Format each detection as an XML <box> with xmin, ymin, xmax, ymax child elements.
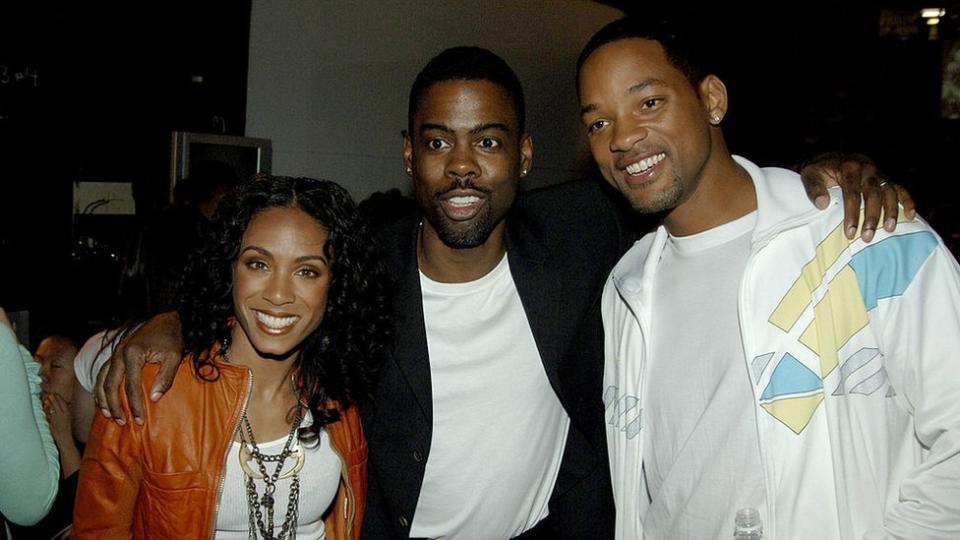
<box><xmin>610</xmin><ymin>155</ymin><xmax>823</xmax><ymax>299</ymax></box>
<box><xmin>735</xmin><ymin>155</ymin><xmax>823</xmax><ymax>244</ymax></box>
<box><xmin>388</xmin><ymin>214</ymin><xmax>434</xmax><ymax>424</ymax></box>
<box><xmin>505</xmin><ymin>208</ymin><xmax>563</xmax><ymax>397</ymax></box>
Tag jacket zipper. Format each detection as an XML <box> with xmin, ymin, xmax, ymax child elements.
<box><xmin>328</xmin><ymin>437</ymin><xmax>356</xmax><ymax>539</ymax></box>
<box><xmin>210</xmin><ymin>368</ymin><xmax>254</xmax><ymax>540</ymax></box>
<box><xmin>738</xmin><ymin>243</ymin><xmax>778</xmax><ymax>540</ymax></box>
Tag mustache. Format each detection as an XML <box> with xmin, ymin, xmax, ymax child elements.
<box><xmin>435</xmin><ymin>177</ymin><xmax>492</xmax><ymax>197</ymax></box>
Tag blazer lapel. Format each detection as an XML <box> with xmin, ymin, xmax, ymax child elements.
<box><xmin>506</xmin><ymin>219</ymin><xmax>564</xmax><ymax>402</ymax></box>
<box><xmin>387</xmin><ymin>218</ymin><xmax>434</xmax><ymax>425</ymax></box>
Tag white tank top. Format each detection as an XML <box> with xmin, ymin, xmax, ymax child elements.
<box><xmin>214</xmin><ymin>419</ymin><xmax>342</xmax><ymax>540</ymax></box>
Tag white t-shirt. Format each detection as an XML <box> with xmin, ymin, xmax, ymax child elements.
<box><xmin>74</xmin><ymin>328</ymin><xmax>126</xmax><ymax>393</ymax></box>
<box><xmin>642</xmin><ymin>211</ymin><xmax>767</xmax><ymax>539</ymax></box>
<box><xmin>409</xmin><ymin>254</ymin><xmax>570</xmax><ymax>539</ymax></box>
<box><xmin>215</xmin><ymin>416</ymin><xmax>341</xmax><ymax>539</ymax></box>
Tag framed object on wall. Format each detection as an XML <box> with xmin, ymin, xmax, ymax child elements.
<box><xmin>170</xmin><ymin>131</ymin><xmax>272</xmax><ymax>200</ymax></box>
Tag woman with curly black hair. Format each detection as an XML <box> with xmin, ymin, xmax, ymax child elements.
<box><xmin>75</xmin><ymin>175</ymin><xmax>390</xmax><ymax>540</ymax></box>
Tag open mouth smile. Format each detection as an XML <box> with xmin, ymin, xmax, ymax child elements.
<box><xmin>254</xmin><ymin>310</ymin><xmax>299</xmax><ymax>331</ymax></box>
<box><xmin>439</xmin><ymin>190</ymin><xmax>486</xmax><ymax>221</ymax></box>
<box><xmin>624</xmin><ymin>152</ymin><xmax>666</xmax><ymax>176</ymax></box>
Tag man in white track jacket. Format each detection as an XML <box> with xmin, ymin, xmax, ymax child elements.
<box><xmin>577</xmin><ymin>15</ymin><xmax>960</xmax><ymax>540</ymax></box>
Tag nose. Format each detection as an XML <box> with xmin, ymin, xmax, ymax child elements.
<box><xmin>445</xmin><ymin>143</ymin><xmax>479</xmax><ymax>181</ymax></box>
<box><xmin>610</xmin><ymin>121</ymin><xmax>648</xmax><ymax>153</ymax></box>
<box><xmin>263</xmin><ymin>273</ymin><xmax>295</xmax><ymax>305</ymax></box>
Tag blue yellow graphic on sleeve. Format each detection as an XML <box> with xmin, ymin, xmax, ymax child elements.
<box><xmin>761</xmin><ymin>226</ymin><xmax>936</xmax><ymax>435</ymax></box>
<box><xmin>850</xmin><ymin>232</ymin><xmax>938</xmax><ymax>310</ymax></box>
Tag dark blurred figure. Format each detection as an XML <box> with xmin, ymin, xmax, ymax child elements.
<box><xmin>927</xmin><ymin>201</ymin><xmax>960</xmax><ymax>260</ymax></box>
<box><xmin>357</xmin><ymin>188</ymin><xmax>418</xmax><ymax>230</ymax></box>
<box><xmin>132</xmin><ymin>160</ymin><xmax>238</xmax><ymax>314</ymax></box>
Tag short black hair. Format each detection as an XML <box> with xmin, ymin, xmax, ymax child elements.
<box><xmin>408</xmin><ymin>46</ymin><xmax>526</xmax><ymax>134</ymax></box>
<box><xmin>577</xmin><ymin>13</ymin><xmax>715</xmax><ymax>92</ymax></box>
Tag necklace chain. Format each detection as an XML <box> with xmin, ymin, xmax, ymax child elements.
<box><xmin>239</xmin><ymin>405</ymin><xmax>302</xmax><ymax>540</ymax></box>
<box><xmin>223</xmin><ymin>337</ymin><xmax>304</xmax><ymax>540</ymax></box>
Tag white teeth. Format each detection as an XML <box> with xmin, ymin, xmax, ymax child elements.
<box><xmin>448</xmin><ymin>196</ymin><xmax>480</xmax><ymax>207</ymax></box>
<box><xmin>625</xmin><ymin>152</ymin><xmax>666</xmax><ymax>175</ymax></box>
<box><xmin>255</xmin><ymin>311</ymin><xmax>298</xmax><ymax>329</ymax></box>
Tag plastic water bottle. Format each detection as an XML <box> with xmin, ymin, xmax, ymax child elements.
<box><xmin>733</xmin><ymin>507</ymin><xmax>763</xmax><ymax>539</ymax></box>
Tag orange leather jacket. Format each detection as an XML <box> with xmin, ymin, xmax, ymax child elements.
<box><xmin>74</xmin><ymin>356</ymin><xmax>367</xmax><ymax>540</ymax></box>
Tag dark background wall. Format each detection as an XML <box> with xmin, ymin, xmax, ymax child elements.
<box><xmin>1</xmin><ymin>1</ymin><xmax>958</xmax><ymax>346</ymax></box>
<box><xmin>0</xmin><ymin>1</ymin><xmax>251</xmax><ymax>342</ymax></box>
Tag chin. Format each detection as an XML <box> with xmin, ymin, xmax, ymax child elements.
<box><xmin>435</xmin><ymin>217</ymin><xmax>495</xmax><ymax>249</ymax></box>
<box><xmin>251</xmin><ymin>341</ymin><xmax>302</xmax><ymax>361</ymax></box>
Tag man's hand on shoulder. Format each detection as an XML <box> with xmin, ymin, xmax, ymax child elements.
<box><xmin>95</xmin><ymin>311</ymin><xmax>184</xmax><ymax>425</ymax></box>
<box><xmin>799</xmin><ymin>152</ymin><xmax>916</xmax><ymax>242</ymax></box>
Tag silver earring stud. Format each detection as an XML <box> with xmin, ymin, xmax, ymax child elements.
<box><xmin>405</xmin><ymin>167</ymin><xmax>412</xmax><ymax>175</ymax></box>
<box><xmin>521</xmin><ymin>169</ymin><xmax>528</xmax><ymax>177</ymax></box>
<box><xmin>711</xmin><ymin>114</ymin><xmax>721</xmax><ymax>124</ymax></box>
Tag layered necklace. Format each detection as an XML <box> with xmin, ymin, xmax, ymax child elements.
<box><xmin>223</xmin><ymin>338</ymin><xmax>306</xmax><ymax>540</ymax></box>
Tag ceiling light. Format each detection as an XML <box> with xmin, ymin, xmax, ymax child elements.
<box><xmin>921</xmin><ymin>8</ymin><xmax>946</xmax><ymax>18</ymax></box>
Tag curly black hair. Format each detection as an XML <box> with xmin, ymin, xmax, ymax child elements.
<box><xmin>178</xmin><ymin>174</ymin><xmax>391</xmax><ymax>440</ymax></box>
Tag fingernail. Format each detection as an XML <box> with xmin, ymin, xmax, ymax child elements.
<box><xmin>134</xmin><ymin>417</ymin><xmax>144</xmax><ymax>425</ymax></box>
<box><xmin>116</xmin><ymin>418</ymin><xmax>126</xmax><ymax>426</ymax></box>
<box><xmin>151</xmin><ymin>391</ymin><xmax>162</xmax><ymax>401</ymax></box>
<box><xmin>100</xmin><ymin>408</ymin><xmax>112</xmax><ymax>418</ymax></box>
<box><xmin>815</xmin><ymin>195</ymin><xmax>829</xmax><ymax>209</ymax></box>
<box><xmin>884</xmin><ymin>218</ymin><xmax>896</xmax><ymax>231</ymax></box>
<box><xmin>862</xmin><ymin>228</ymin><xmax>875</xmax><ymax>242</ymax></box>
<box><xmin>846</xmin><ymin>225</ymin><xmax>857</xmax><ymax>238</ymax></box>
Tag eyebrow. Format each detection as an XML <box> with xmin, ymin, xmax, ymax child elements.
<box><xmin>240</xmin><ymin>246</ymin><xmax>328</xmax><ymax>264</ymax></box>
<box><xmin>580</xmin><ymin>78</ymin><xmax>668</xmax><ymax>117</ymax></box>
<box><xmin>418</xmin><ymin>122</ymin><xmax>511</xmax><ymax>136</ymax></box>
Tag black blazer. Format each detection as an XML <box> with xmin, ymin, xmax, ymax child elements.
<box><xmin>361</xmin><ymin>180</ymin><xmax>633</xmax><ymax>539</ymax></box>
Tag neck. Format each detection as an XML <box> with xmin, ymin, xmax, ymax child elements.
<box><xmin>227</xmin><ymin>326</ymin><xmax>299</xmax><ymax>403</ymax></box>
<box><xmin>664</xmin><ymin>145</ymin><xmax>756</xmax><ymax>237</ymax></box>
<box><xmin>417</xmin><ymin>219</ymin><xmax>507</xmax><ymax>283</ymax></box>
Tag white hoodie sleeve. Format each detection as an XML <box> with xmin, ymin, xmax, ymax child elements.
<box><xmin>865</xmin><ymin>240</ymin><xmax>960</xmax><ymax>539</ymax></box>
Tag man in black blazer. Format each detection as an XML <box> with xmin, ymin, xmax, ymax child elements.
<box><xmin>360</xmin><ymin>47</ymin><xmax>627</xmax><ymax>538</ymax></box>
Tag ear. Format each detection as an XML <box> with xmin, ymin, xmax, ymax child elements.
<box><xmin>519</xmin><ymin>132</ymin><xmax>534</xmax><ymax>178</ymax></box>
<box><xmin>699</xmin><ymin>74</ymin><xmax>729</xmax><ymax>125</ymax></box>
<box><xmin>402</xmin><ymin>129</ymin><xmax>413</xmax><ymax>174</ymax></box>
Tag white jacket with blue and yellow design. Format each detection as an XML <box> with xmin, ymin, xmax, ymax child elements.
<box><xmin>603</xmin><ymin>156</ymin><xmax>960</xmax><ymax>540</ymax></box>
